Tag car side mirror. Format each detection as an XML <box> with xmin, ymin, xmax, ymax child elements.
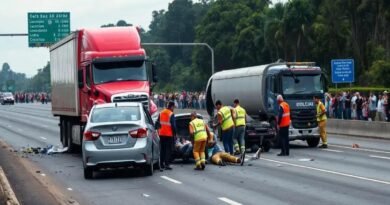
<box><xmin>78</xmin><ymin>70</ymin><xmax>84</xmax><ymax>89</ymax></box>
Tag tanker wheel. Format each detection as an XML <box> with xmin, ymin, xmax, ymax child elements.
<box><xmin>270</xmin><ymin>119</ymin><xmax>280</xmax><ymax>148</ymax></box>
<box><xmin>307</xmin><ymin>138</ymin><xmax>320</xmax><ymax>147</ymax></box>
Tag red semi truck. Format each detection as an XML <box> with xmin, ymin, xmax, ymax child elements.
<box><xmin>49</xmin><ymin>27</ymin><xmax>158</xmax><ymax>152</ymax></box>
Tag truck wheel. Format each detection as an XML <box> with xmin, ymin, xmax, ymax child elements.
<box><xmin>60</xmin><ymin>119</ymin><xmax>66</xmax><ymax>147</ymax></box>
<box><xmin>307</xmin><ymin>138</ymin><xmax>320</xmax><ymax>147</ymax></box>
<box><xmin>84</xmin><ymin>166</ymin><xmax>94</xmax><ymax>179</ymax></box>
<box><xmin>65</xmin><ymin>120</ymin><xmax>76</xmax><ymax>153</ymax></box>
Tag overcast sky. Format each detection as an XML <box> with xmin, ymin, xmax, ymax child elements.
<box><xmin>0</xmin><ymin>0</ymin><xmax>285</xmax><ymax>77</ymax></box>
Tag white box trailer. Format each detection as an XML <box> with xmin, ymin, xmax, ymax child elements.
<box><xmin>50</xmin><ymin>32</ymin><xmax>79</xmax><ymax>117</ymax></box>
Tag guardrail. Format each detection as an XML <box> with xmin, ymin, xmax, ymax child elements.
<box><xmin>327</xmin><ymin>119</ymin><xmax>390</xmax><ymax>140</ymax></box>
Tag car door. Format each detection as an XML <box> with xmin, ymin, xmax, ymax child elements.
<box><xmin>144</xmin><ymin>108</ymin><xmax>160</xmax><ymax>161</ymax></box>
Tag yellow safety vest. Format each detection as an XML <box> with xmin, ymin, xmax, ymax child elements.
<box><xmin>218</xmin><ymin>106</ymin><xmax>234</xmax><ymax>131</ymax></box>
<box><xmin>235</xmin><ymin>105</ymin><xmax>246</xmax><ymax>127</ymax></box>
<box><xmin>190</xmin><ymin>118</ymin><xmax>207</xmax><ymax>142</ymax></box>
<box><xmin>316</xmin><ymin>101</ymin><xmax>327</xmax><ymax>122</ymax></box>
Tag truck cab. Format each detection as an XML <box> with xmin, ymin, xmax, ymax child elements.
<box><xmin>265</xmin><ymin>62</ymin><xmax>327</xmax><ymax>147</ymax></box>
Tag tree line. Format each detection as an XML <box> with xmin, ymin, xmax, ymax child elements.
<box><xmin>143</xmin><ymin>0</ymin><xmax>390</xmax><ymax>91</ymax></box>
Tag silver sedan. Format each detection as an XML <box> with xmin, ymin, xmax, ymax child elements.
<box><xmin>82</xmin><ymin>102</ymin><xmax>160</xmax><ymax>179</ymax></box>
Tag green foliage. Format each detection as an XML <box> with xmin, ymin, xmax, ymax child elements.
<box><xmin>329</xmin><ymin>86</ymin><xmax>390</xmax><ymax>94</ymax></box>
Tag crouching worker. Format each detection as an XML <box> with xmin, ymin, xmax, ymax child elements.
<box><xmin>207</xmin><ymin>132</ymin><xmax>242</xmax><ymax>166</ymax></box>
<box><xmin>175</xmin><ymin>137</ymin><xmax>193</xmax><ymax>162</ymax></box>
<box><xmin>189</xmin><ymin>112</ymin><xmax>210</xmax><ymax>170</ymax></box>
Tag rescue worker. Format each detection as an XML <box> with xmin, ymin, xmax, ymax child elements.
<box><xmin>214</xmin><ymin>100</ymin><xmax>235</xmax><ymax>155</ymax></box>
<box><xmin>277</xmin><ymin>95</ymin><xmax>290</xmax><ymax>156</ymax></box>
<box><xmin>233</xmin><ymin>99</ymin><xmax>247</xmax><ymax>156</ymax></box>
<box><xmin>189</xmin><ymin>112</ymin><xmax>210</xmax><ymax>170</ymax></box>
<box><xmin>314</xmin><ymin>95</ymin><xmax>328</xmax><ymax>148</ymax></box>
<box><xmin>207</xmin><ymin>132</ymin><xmax>242</xmax><ymax>166</ymax></box>
<box><xmin>156</xmin><ymin>101</ymin><xmax>177</xmax><ymax>170</ymax></box>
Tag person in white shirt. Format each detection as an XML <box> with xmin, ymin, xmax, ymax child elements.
<box><xmin>377</xmin><ymin>95</ymin><xmax>384</xmax><ymax>121</ymax></box>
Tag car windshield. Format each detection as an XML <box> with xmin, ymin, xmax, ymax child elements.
<box><xmin>91</xmin><ymin>106</ymin><xmax>141</xmax><ymax>123</ymax></box>
<box><xmin>93</xmin><ymin>60</ymin><xmax>147</xmax><ymax>85</ymax></box>
<box><xmin>282</xmin><ymin>74</ymin><xmax>323</xmax><ymax>95</ymax></box>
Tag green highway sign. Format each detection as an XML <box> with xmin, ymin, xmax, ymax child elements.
<box><xmin>28</xmin><ymin>12</ymin><xmax>70</xmax><ymax>47</ymax></box>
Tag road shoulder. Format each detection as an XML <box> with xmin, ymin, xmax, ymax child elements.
<box><xmin>0</xmin><ymin>139</ymin><xmax>80</xmax><ymax>205</ymax></box>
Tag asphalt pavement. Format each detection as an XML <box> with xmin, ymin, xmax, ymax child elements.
<box><xmin>0</xmin><ymin>103</ymin><xmax>390</xmax><ymax>205</ymax></box>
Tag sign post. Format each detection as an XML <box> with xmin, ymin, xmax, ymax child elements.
<box><xmin>331</xmin><ymin>59</ymin><xmax>355</xmax><ymax>91</ymax></box>
<box><xmin>28</xmin><ymin>12</ymin><xmax>70</xmax><ymax>47</ymax></box>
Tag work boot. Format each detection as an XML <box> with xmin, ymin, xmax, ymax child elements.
<box><xmin>201</xmin><ymin>162</ymin><xmax>206</xmax><ymax>170</ymax></box>
<box><xmin>319</xmin><ymin>144</ymin><xmax>328</xmax><ymax>149</ymax></box>
<box><xmin>240</xmin><ymin>151</ymin><xmax>246</xmax><ymax>166</ymax></box>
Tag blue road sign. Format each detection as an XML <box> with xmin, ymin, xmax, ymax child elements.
<box><xmin>331</xmin><ymin>59</ymin><xmax>354</xmax><ymax>83</ymax></box>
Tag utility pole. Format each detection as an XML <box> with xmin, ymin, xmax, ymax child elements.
<box><xmin>142</xmin><ymin>43</ymin><xmax>215</xmax><ymax>74</ymax></box>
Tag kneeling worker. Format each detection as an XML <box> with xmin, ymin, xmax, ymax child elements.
<box><xmin>189</xmin><ymin>112</ymin><xmax>210</xmax><ymax>170</ymax></box>
<box><xmin>207</xmin><ymin>132</ymin><xmax>242</xmax><ymax>166</ymax></box>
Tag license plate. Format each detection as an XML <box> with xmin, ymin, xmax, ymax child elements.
<box><xmin>108</xmin><ymin>136</ymin><xmax>122</xmax><ymax>144</ymax></box>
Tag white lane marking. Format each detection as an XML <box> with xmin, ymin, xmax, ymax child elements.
<box><xmin>160</xmin><ymin>176</ymin><xmax>182</xmax><ymax>184</ymax></box>
<box><xmin>67</xmin><ymin>188</ymin><xmax>73</xmax><ymax>191</ymax></box>
<box><xmin>321</xmin><ymin>149</ymin><xmax>343</xmax><ymax>153</ymax></box>
<box><xmin>42</xmin><ymin>125</ymin><xmax>48</xmax><ymax>128</ymax></box>
<box><xmin>40</xmin><ymin>137</ymin><xmax>47</xmax><ymax>140</ymax></box>
<box><xmin>262</xmin><ymin>158</ymin><xmax>390</xmax><ymax>185</ymax></box>
<box><xmin>330</xmin><ymin>144</ymin><xmax>390</xmax><ymax>155</ymax></box>
<box><xmin>7</xmin><ymin>125</ymin><xmax>11</xmax><ymax>128</ymax></box>
<box><xmin>369</xmin><ymin>155</ymin><xmax>390</xmax><ymax>160</ymax></box>
<box><xmin>17</xmin><ymin>128</ymin><xmax>23</xmax><ymax>132</ymax></box>
<box><xmin>218</xmin><ymin>197</ymin><xmax>242</xmax><ymax>205</ymax></box>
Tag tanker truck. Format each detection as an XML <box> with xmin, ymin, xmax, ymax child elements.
<box><xmin>205</xmin><ymin>62</ymin><xmax>328</xmax><ymax>147</ymax></box>
<box><xmin>50</xmin><ymin>27</ymin><xmax>158</xmax><ymax>152</ymax></box>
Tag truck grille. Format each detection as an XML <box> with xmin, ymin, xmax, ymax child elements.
<box><xmin>291</xmin><ymin>109</ymin><xmax>317</xmax><ymax>129</ymax></box>
<box><xmin>112</xmin><ymin>94</ymin><xmax>149</xmax><ymax>109</ymax></box>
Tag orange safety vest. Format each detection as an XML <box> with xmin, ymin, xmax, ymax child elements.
<box><xmin>158</xmin><ymin>109</ymin><xmax>173</xmax><ymax>137</ymax></box>
<box><xmin>279</xmin><ymin>102</ymin><xmax>291</xmax><ymax>128</ymax></box>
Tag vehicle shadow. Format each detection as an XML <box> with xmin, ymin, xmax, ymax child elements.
<box><xmin>93</xmin><ymin>167</ymin><xmax>148</xmax><ymax>179</ymax></box>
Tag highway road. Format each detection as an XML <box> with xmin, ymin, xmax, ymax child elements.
<box><xmin>1</xmin><ymin>103</ymin><xmax>390</xmax><ymax>205</ymax></box>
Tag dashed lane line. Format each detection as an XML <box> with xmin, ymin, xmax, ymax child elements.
<box><xmin>321</xmin><ymin>149</ymin><xmax>344</xmax><ymax>153</ymax></box>
<box><xmin>218</xmin><ymin>197</ymin><xmax>243</xmax><ymax>205</ymax></box>
<box><xmin>329</xmin><ymin>144</ymin><xmax>390</xmax><ymax>155</ymax></box>
<box><xmin>369</xmin><ymin>155</ymin><xmax>390</xmax><ymax>160</ymax></box>
<box><xmin>160</xmin><ymin>176</ymin><xmax>182</xmax><ymax>184</ymax></box>
<box><xmin>261</xmin><ymin>158</ymin><xmax>390</xmax><ymax>185</ymax></box>
<box><xmin>40</xmin><ymin>137</ymin><xmax>47</xmax><ymax>140</ymax></box>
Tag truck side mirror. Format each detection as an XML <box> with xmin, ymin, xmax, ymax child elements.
<box><xmin>78</xmin><ymin>70</ymin><xmax>84</xmax><ymax>89</ymax></box>
<box><xmin>152</xmin><ymin>63</ymin><xmax>158</xmax><ymax>83</ymax></box>
<box><xmin>321</xmin><ymin>73</ymin><xmax>329</xmax><ymax>92</ymax></box>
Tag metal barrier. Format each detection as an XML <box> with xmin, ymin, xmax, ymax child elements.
<box><xmin>327</xmin><ymin>119</ymin><xmax>390</xmax><ymax>139</ymax></box>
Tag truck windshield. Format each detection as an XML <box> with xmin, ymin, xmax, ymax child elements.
<box><xmin>93</xmin><ymin>60</ymin><xmax>147</xmax><ymax>84</ymax></box>
<box><xmin>282</xmin><ymin>74</ymin><xmax>323</xmax><ymax>95</ymax></box>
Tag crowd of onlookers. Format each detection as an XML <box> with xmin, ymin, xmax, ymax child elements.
<box><xmin>13</xmin><ymin>92</ymin><xmax>50</xmax><ymax>104</ymax></box>
<box><xmin>153</xmin><ymin>91</ymin><xmax>206</xmax><ymax>110</ymax></box>
<box><xmin>153</xmin><ymin>90</ymin><xmax>390</xmax><ymax>122</ymax></box>
<box><xmin>325</xmin><ymin>90</ymin><xmax>389</xmax><ymax>122</ymax></box>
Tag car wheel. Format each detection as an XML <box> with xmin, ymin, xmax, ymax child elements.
<box><xmin>307</xmin><ymin>138</ymin><xmax>320</xmax><ymax>147</ymax></box>
<box><xmin>154</xmin><ymin>155</ymin><xmax>161</xmax><ymax>170</ymax></box>
<box><xmin>262</xmin><ymin>140</ymin><xmax>271</xmax><ymax>152</ymax></box>
<box><xmin>144</xmin><ymin>154</ymin><xmax>154</xmax><ymax>176</ymax></box>
<box><xmin>84</xmin><ymin>166</ymin><xmax>94</xmax><ymax>179</ymax></box>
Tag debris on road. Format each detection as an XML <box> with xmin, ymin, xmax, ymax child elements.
<box><xmin>298</xmin><ymin>158</ymin><xmax>315</xmax><ymax>162</ymax></box>
<box><xmin>352</xmin><ymin>143</ymin><xmax>360</xmax><ymax>148</ymax></box>
<box><xmin>18</xmin><ymin>145</ymin><xmax>69</xmax><ymax>156</ymax></box>
<box><xmin>142</xmin><ymin>193</ymin><xmax>150</xmax><ymax>198</ymax></box>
